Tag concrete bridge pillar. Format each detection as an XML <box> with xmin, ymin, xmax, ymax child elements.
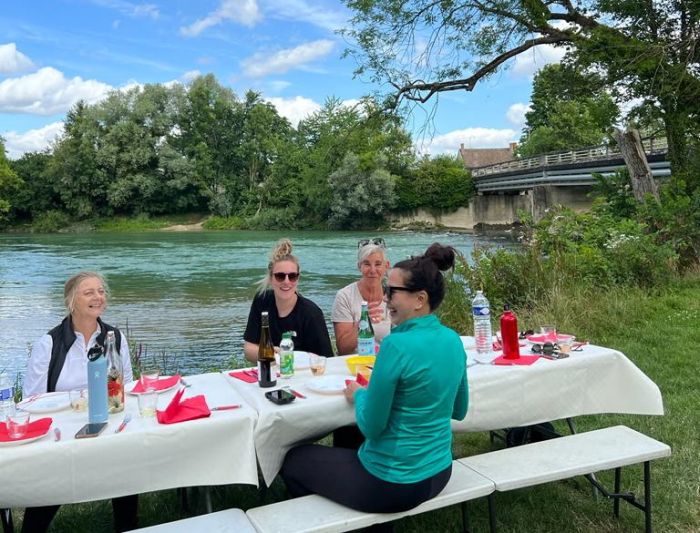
<box><xmin>532</xmin><ymin>186</ymin><xmax>549</xmax><ymax>222</ymax></box>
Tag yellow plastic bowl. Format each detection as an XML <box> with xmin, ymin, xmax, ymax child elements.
<box><xmin>346</xmin><ymin>355</ymin><xmax>376</xmax><ymax>375</ymax></box>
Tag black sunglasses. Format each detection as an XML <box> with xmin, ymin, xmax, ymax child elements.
<box><xmin>530</xmin><ymin>342</ymin><xmax>557</xmax><ymax>355</ymax></box>
<box><xmin>358</xmin><ymin>237</ymin><xmax>386</xmax><ymax>249</ymax></box>
<box><xmin>383</xmin><ymin>285</ymin><xmax>414</xmax><ymax>299</ymax></box>
<box><xmin>273</xmin><ymin>272</ymin><xmax>300</xmax><ymax>282</ymax></box>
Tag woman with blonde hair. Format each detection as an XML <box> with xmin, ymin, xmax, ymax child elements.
<box><xmin>22</xmin><ymin>271</ymin><xmax>137</xmax><ymax>533</ymax></box>
<box><xmin>243</xmin><ymin>238</ymin><xmax>333</xmax><ymax>362</ymax></box>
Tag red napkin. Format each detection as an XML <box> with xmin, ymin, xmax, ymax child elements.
<box><xmin>0</xmin><ymin>417</ymin><xmax>52</xmax><ymax>442</ymax></box>
<box><xmin>156</xmin><ymin>388</ymin><xmax>211</xmax><ymax>424</ymax></box>
<box><xmin>229</xmin><ymin>369</ymin><xmax>258</xmax><ymax>383</ymax></box>
<box><xmin>131</xmin><ymin>374</ymin><xmax>181</xmax><ymax>393</ymax></box>
<box><xmin>493</xmin><ymin>355</ymin><xmax>541</xmax><ymax>366</ymax></box>
<box><xmin>344</xmin><ymin>373</ymin><xmax>370</xmax><ymax>388</ymax></box>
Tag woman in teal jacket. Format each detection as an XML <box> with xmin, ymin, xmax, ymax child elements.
<box><xmin>282</xmin><ymin>243</ymin><xmax>468</xmax><ymax>516</ymax></box>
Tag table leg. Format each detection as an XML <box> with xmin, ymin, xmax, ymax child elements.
<box><xmin>1</xmin><ymin>508</ymin><xmax>13</xmax><ymax>533</ymax></box>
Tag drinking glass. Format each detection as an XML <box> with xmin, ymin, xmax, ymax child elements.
<box><xmin>540</xmin><ymin>325</ymin><xmax>557</xmax><ymax>342</ymax></box>
<box><xmin>69</xmin><ymin>389</ymin><xmax>88</xmax><ymax>412</ymax></box>
<box><xmin>137</xmin><ymin>389</ymin><xmax>158</xmax><ymax>417</ymax></box>
<box><xmin>7</xmin><ymin>409</ymin><xmax>30</xmax><ymax>439</ymax></box>
<box><xmin>309</xmin><ymin>354</ymin><xmax>327</xmax><ymax>376</ymax></box>
<box><xmin>140</xmin><ymin>366</ymin><xmax>161</xmax><ymax>390</ymax></box>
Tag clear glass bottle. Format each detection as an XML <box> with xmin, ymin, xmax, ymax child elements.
<box><xmin>280</xmin><ymin>331</ymin><xmax>295</xmax><ymax>378</ymax></box>
<box><xmin>0</xmin><ymin>371</ymin><xmax>14</xmax><ymax>421</ymax></box>
<box><xmin>258</xmin><ymin>312</ymin><xmax>277</xmax><ymax>388</ymax></box>
<box><xmin>472</xmin><ymin>290</ymin><xmax>493</xmax><ymax>356</ymax></box>
<box><xmin>357</xmin><ymin>301</ymin><xmax>375</xmax><ymax>356</ymax></box>
<box><xmin>106</xmin><ymin>331</ymin><xmax>125</xmax><ymax>413</ymax></box>
<box><xmin>87</xmin><ymin>344</ymin><xmax>108</xmax><ymax>424</ymax></box>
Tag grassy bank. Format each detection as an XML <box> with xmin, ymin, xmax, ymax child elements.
<box><xmin>9</xmin><ymin>275</ymin><xmax>699</xmax><ymax>532</ymax></box>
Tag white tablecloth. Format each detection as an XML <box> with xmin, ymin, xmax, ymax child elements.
<box><xmin>226</xmin><ymin>345</ymin><xmax>663</xmax><ymax>487</ymax></box>
<box><xmin>225</xmin><ymin>357</ymin><xmax>356</xmax><ymax>487</ymax></box>
<box><xmin>0</xmin><ymin>373</ymin><xmax>259</xmax><ymax>508</ymax></box>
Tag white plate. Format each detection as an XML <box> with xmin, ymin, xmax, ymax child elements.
<box><xmin>126</xmin><ymin>377</ymin><xmax>180</xmax><ymax>395</ymax></box>
<box><xmin>305</xmin><ymin>375</ymin><xmax>348</xmax><ymax>395</ymax></box>
<box><xmin>0</xmin><ymin>431</ymin><xmax>51</xmax><ymax>447</ymax></box>
<box><xmin>18</xmin><ymin>392</ymin><xmax>70</xmax><ymax>414</ymax></box>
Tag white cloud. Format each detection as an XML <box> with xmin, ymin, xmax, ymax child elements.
<box><xmin>241</xmin><ymin>40</ymin><xmax>334</xmax><ymax>77</ymax></box>
<box><xmin>89</xmin><ymin>0</ymin><xmax>159</xmax><ymax>18</ymax></box>
<box><xmin>264</xmin><ymin>0</ymin><xmax>348</xmax><ymax>31</ymax></box>
<box><xmin>506</xmin><ymin>102</ymin><xmax>531</xmax><ymax>128</ymax></box>
<box><xmin>0</xmin><ymin>67</ymin><xmax>113</xmax><ymax>115</ymax></box>
<box><xmin>511</xmin><ymin>44</ymin><xmax>566</xmax><ymax>77</ymax></box>
<box><xmin>181</xmin><ymin>70</ymin><xmax>202</xmax><ymax>82</ymax></box>
<box><xmin>266</xmin><ymin>96</ymin><xmax>320</xmax><ymax>126</ymax></box>
<box><xmin>417</xmin><ymin>127</ymin><xmax>518</xmax><ymax>155</ymax></box>
<box><xmin>0</xmin><ymin>43</ymin><xmax>34</xmax><ymax>74</ymax></box>
<box><xmin>2</xmin><ymin>121</ymin><xmax>64</xmax><ymax>159</ymax></box>
<box><xmin>180</xmin><ymin>0</ymin><xmax>261</xmax><ymax>36</ymax></box>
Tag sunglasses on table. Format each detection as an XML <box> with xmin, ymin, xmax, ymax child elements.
<box><xmin>272</xmin><ymin>272</ymin><xmax>300</xmax><ymax>282</ymax></box>
<box><xmin>358</xmin><ymin>237</ymin><xmax>386</xmax><ymax>249</ymax></box>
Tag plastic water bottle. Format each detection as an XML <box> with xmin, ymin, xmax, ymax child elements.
<box><xmin>472</xmin><ymin>291</ymin><xmax>493</xmax><ymax>357</ymax></box>
<box><xmin>280</xmin><ymin>331</ymin><xmax>295</xmax><ymax>378</ymax></box>
<box><xmin>0</xmin><ymin>371</ymin><xmax>13</xmax><ymax>420</ymax></box>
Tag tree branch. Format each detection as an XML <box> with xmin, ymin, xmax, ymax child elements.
<box><xmin>392</xmin><ymin>34</ymin><xmax>569</xmax><ymax>105</ymax></box>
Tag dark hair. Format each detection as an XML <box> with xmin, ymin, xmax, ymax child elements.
<box><xmin>393</xmin><ymin>243</ymin><xmax>456</xmax><ymax>310</ymax></box>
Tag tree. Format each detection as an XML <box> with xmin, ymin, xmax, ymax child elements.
<box><xmin>396</xmin><ymin>154</ymin><xmax>473</xmax><ymax>211</ymax></box>
<box><xmin>518</xmin><ymin>64</ymin><xmax>619</xmax><ymax>155</ymax></box>
<box><xmin>342</xmin><ymin>0</ymin><xmax>700</xmax><ymax>173</ymax></box>
<box><xmin>0</xmin><ymin>138</ymin><xmax>24</xmax><ymax>226</ymax></box>
<box><xmin>9</xmin><ymin>150</ymin><xmax>55</xmax><ymax>220</ymax></box>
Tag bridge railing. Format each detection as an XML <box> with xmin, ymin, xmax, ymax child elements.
<box><xmin>472</xmin><ymin>137</ymin><xmax>668</xmax><ymax>178</ymax></box>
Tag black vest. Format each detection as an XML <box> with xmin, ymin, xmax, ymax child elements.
<box><xmin>46</xmin><ymin>316</ymin><xmax>122</xmax><ymax>393</ymax></box>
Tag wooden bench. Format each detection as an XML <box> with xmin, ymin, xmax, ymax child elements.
<box><xmin>125</xmin><ymin>508</ymin><xmax>256</xmax><ymax>533</ymax></box>
<box><xmin>458</xmin><ymin>425</ymin><xmax>671</xmax><ymax>533</ymax></box>
<box><xmin>246</xmin><ymin>460</ymin><xmax>495</xmax><ymax>533</ymax></box>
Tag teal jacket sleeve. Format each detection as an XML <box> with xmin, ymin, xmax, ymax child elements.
<box><xmin>452</xmin><ymin>370</ymin><xmax>468</xmax><ymax>420</ymax></box>
<box><xmin>354</xmin><ymin>340</ymin><xmax>403</xmax><ymax>439</ymax></box>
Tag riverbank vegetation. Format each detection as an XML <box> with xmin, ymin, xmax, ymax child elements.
<box><xmin>0</xmin><ymin>76</ymin><xmax>472</xmax><ymax>233</ymax></box>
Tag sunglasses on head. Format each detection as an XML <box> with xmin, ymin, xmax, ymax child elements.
<box><xmin>272</xmin><ymin>272</ymin><xmax>300</xmax><ymax>282</ymax></box>
<box><xmin>358</xmin><ymin>237</ymin><xmax>386</xmax><ymax>249</ymax></box>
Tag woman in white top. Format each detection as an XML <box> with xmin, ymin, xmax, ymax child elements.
<box><xmin>332</xmin><ymin>238</ymin><xmax>392</xmax><ymax>355</ymax></box>
<box><xmin>21</xmin><ymin>271</ymin><xmax>137</xmax><ymax>533</ymax></box>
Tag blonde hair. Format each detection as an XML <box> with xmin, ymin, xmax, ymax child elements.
<box><xmin>64</xmin><ymin>271</ymin><xmax>109</xmax><ymax>314</ymax></box>
<box><xmin>257</xmin><ymin>238</ymin><xmax>301</xmax><ymax>293</ymax></box>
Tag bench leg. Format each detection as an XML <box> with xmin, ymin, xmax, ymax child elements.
<box><xmin>613</xmin><ymin>467</ymin><xmax>621</xmax><ymax>518</ymax></box>
<box><xmin>644</xmin><ymin>461</ymin><xmax>652</xmax><ymax>533</ymax></box>
<box><xmin>203</xmin><ymin>487</ymin><xmax>213</xmax><ymax>514</ymax></box>
<box><xmin>487</xmin><ymin>493</ymin><xmax>496</xmax><ymax>533</ymax></box>
<box><xmin>1</xmin><ymin>509</ymin><xmax>13</xmax><ymax>533</ymax></box>
<box><xmin>460</xmin><ymin>502</ymin><xmax>470</xmax><ymax>533</ymax></box>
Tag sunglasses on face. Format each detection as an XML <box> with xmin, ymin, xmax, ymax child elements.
<box><xmin>358</xmin><ymin>237</ymin><xmax>386</xmax><ymax>249</ymax></box>
<box><xmin>383</xmin><ymin>285</ymin><xmax>414</xmax><ymax>299</ymax></box>
<box><xmin>272</xmin><ymin>272</ymin><xmax>300</xmax><ymax>282</ymax></box>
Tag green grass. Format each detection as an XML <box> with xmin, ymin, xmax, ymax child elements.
<box><xmin>94</xmin><ymin>213</ymin><xmax>207</xmax><ymax>232</ymax></box>
<box><xmin>9</xmin><ymin>275</ymin><xmax>700</xmax><ymax>532</ymax></box>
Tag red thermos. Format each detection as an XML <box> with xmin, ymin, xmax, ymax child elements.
<box><xmin>501</xmin><ymin>305</ymin><xmax>520</xmax><ymax>360</ymax></box>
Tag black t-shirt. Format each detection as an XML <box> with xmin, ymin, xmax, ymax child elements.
<box><xmin>244</xmin><ymin>290</ymin><xmax>334</xmax><ymax>357</ymax></box>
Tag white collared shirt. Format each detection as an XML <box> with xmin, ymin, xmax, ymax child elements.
<box><xmin>23</xmin><ymin>324</ymin><xmax>133</xmax><ymax>397</ymax></box>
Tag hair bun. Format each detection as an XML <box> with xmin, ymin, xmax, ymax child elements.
<box><xmin>271</xmin><ymin>238</ymin><xmax>293</xmax><ymax>262</ymax></box>
<box><xmin>424</xmin><ymin>243</ymin><xmax>456</xmax><ymax>271</ymax></box>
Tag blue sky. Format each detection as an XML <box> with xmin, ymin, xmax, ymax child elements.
<box><xmin>0</xmin><ymin>0</ymin><xmax>565</xmax><ymax>159</ymax></box>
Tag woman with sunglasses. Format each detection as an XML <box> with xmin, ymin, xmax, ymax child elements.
<box><xmin>282</xmin><ymin>243</ymin><xmax>468</xmax><ymax>522</ymax></box>
<box><xmin>332</xmin><ymin>237</ymin><xmax>392</xmax><ymax>355</ymax></box>
<box><xmin>243</xmin><ymin>238</ymin><xmax>333</xmax><ymax>362</ymax></box>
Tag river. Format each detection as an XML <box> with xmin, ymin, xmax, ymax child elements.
<box><xmin>0</xmin><ymin>230</ymin><xmax>513</xmax><ymax>381</ymax></box>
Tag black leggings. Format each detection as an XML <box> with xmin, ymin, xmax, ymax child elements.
<box><xmin>281</xmin><ymin>444</ymin><xmax>451</xmax><ymax>514</ymax></box>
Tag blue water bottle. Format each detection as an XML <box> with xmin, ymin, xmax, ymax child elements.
<box><xmin>87</xmin><ymin>344</ymin><xmax>108</xmax><ymax>424</ymax></box>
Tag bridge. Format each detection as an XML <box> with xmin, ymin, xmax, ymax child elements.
<box><xmin>471</xmin><ymin>137</ymin><xmax>670</xmax><ymax>193</ymax></box>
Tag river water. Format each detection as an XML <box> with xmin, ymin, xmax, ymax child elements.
<box><xmin>0</xmin><ymin>230</ymin><xmax>512</xmax><ymax>381</ymax></box>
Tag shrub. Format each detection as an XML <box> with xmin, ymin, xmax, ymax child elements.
<box><xmin>202</xmin><ymin>215</ymin><xmax>246</xmax><ymax>230</ymax></box>
<box><xmin>31</xmin><ymin>210</ymin><xmax>71</xmax><ymax>233</ymax></box>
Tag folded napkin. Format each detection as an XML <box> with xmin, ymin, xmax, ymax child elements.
<box><xmin>0</xmin><ymin>417</ymin><xmax>52</xmax><ymax>442</ymax></box>
<box><xmin>344</xmin><ymin>372</ymin><xmax>370</xmax><ymax>388</ymax></box>
<box><xmin>229</xmin><ymin>369</ymin><xmax>258</xmax><ymax>383</ymax></box>
<box><xmin>156</xmin><ymin>388</ymin><xmax>211</xmax><ymax>424</ymax></box>
<box><xmin>131</xmin><ymin>374</ymin><xmax>181</xmax><ymax>393</ymax></box>
<box><xmin>493</xmin><ymin>355</ymin><xmax>541</xmax><ymax>366</ymax></box>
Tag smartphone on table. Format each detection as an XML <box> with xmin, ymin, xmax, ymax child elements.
<box><xmin>75</xmin><ymin>422</ymin><xmax>108</xmax><ymax>439</ymax></box>
<box><xmin>265</xmin><ymin>389</ymin><xmax>296</xmax><ymax>405</ymax></box>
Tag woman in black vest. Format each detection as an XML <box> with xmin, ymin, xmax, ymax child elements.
<box><xmin>22</xmin><ymin>271</ymin><xmax>137</xmax><ymax>533</ymax></box>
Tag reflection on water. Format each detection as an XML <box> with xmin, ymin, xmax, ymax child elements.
<box><xmin>0</xmin><ymin>230</ymin><xmax>515</xmax><ymax>380</ymax></box>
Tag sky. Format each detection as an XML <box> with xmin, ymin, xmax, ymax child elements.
<box><xmin>0</xmin><ymin>0</ymin><xmax>566</xmax><ymax>160</ymax></box>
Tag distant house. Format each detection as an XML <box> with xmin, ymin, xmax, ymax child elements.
<box><xmin>459</xmin><ymin>142</ymin><xmax>517</xmax><ymax>169</ymax></box>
